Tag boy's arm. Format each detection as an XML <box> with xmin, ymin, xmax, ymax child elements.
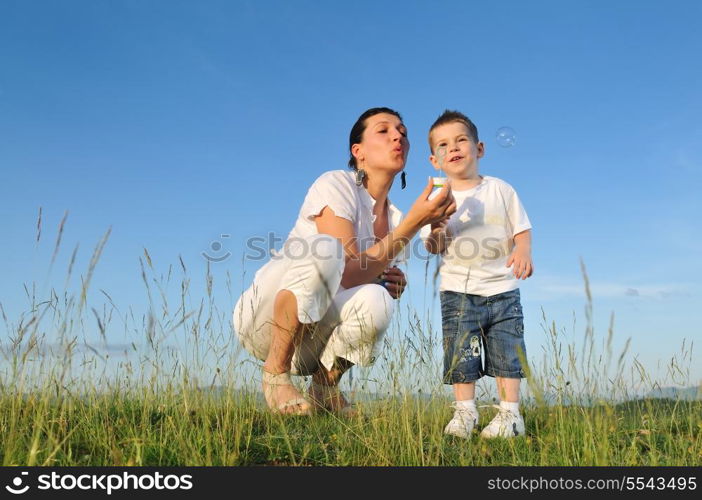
<box><xmin>507</xmin><ymin>229</ymin><xmax>533</xmax><ymax>280</ymax></box>
<box><xmin>424</xmin><ymin>219</ymin><xmax>452</xmax><ymax>254</ymax></box>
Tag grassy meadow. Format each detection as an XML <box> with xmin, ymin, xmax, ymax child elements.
<box><xmin>1</xmin><ymin>218</ymin><xmax>700</xmax><ymax>466</ymax></box>
<box><xmin>1</xmin><ymin>389</ymin><xmax>700</xmax><ymax>466</ymax></box>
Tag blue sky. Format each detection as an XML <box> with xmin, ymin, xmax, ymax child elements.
<box><xmin>1</xmin><ymin>0</ymin><xmax>701</xmax><ymax>389</ymax></box>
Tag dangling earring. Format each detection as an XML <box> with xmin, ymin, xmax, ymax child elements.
<box><xmin>355</xmin><ymin>168</ymin><xmax>367</xmax><ymax>186</ymax></box>
<box><xmin>400</xmin><ymin>171</ymin><xmax>407</xmax><ymax>190</ymax></box>
<box><xmin>355</xmin><ymin>160</ymin><xmax>367</xmax><ymax>186</ymax></box>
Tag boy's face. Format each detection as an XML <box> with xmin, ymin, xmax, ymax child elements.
<box><xmin>429</xmin><ymin>121</ymin><xmax>484</xmax><ymax>179</ymax></box>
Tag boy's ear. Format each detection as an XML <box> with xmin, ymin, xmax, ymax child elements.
<box><xmin>428</xmin><ymin>154</ymin><xmax>441</xmax><ymax>171</ymax></box>
<box><xmin>476</xmin><ymin>141</ymin><xmax>485</xmax><ymax>159</ymax></box>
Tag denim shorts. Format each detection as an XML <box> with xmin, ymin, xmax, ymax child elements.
<box><xmin>440</xmin><ymin>288</ymin><xmax>527</xmax><ymax>383</ymax></box>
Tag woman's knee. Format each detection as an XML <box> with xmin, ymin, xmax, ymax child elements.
<box><xmin>350</xmin><ymin>284</ymin><xmax>395</xmax><ymax>333</ymax></box>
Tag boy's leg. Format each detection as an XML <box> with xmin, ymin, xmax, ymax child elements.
<box><xmin>495</xmin><ymin>377</ymin><xmax>520</xmax><ymax>402</ymax></box>
<box><xmin>441</xmin><ymin>291</ymin><xmax>486</xmax><ymax>386</ymax></box>
<box><xmin>482</xmin><ymin>288</ymin><xmax>527</xmax><ymax>391</ymax></box>
<box><xmin>481</xmin><ymin>289</ymin><xmax>526</xmax><ymax>437</ymax></box>
<box><xmin>441</xmin><ymin>291</ymin><xmax>485</xmax><ymax>438</ymax></box>
<box><xmin>453</xmin><ymin>382</ymin><xmax>476</xmax><ymax>401</ymax></box>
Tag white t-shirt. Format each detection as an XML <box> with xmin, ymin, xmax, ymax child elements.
<box><xmin>282</xmin><ymin>169</ymin><xmax>408</xmax><ymax>264</ymax></box>
<box><xmin>419</xmin><ymin>175</ymin><xmax>531</xmax><ymax>296</ymax></box>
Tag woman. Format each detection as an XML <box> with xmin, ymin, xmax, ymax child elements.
<box><xmin>233</xmin><ymin>107</ymin><xmax>456</xmax><ymax>415</ymax></box>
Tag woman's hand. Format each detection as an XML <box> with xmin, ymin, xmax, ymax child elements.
<box><xmin>379</xmin><ymin>266</ymin><xmax>407</xmax><ymax>299</ymax></box>
<box><xmin>406</xmin><ymin>177</ymin><xmax>457</xmax><ymax>228</ymax></box>
<box><xmin>314</xmin><ymin>177</ymin><xmax>455</xmax><ymax>289</ymax></box>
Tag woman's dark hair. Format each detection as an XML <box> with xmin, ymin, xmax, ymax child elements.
<box><xmin>348</xmin><ymin>107</ymin><xmax>403</xmax><ymax>169</ymax></box>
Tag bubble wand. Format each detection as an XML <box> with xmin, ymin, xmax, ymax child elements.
<box><xmin>433</xmin><ymin>145</ymin><xmax>448</xmax><ymax>188</ymax></box>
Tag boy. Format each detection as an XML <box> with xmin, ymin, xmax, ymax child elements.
<box><xmin>421</xmin><ymin>110</ymin><xmax>533</xmax><ymax>439</ymax></box>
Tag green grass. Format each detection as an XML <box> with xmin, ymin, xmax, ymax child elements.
<box><xmin>1</xmin><ymin>388</ymin><xmax>700</xmax><ymax>466</ymax></box>
<box><xmin>1</xmin><ymin>218</ymin><xmax>700</xmax><ymax>466</ymax></box>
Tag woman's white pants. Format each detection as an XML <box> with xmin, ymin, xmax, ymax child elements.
<box><xmin>233</xmin><ymin>234</ymin><xmax>394</xmax><ymax>376</ymax></box>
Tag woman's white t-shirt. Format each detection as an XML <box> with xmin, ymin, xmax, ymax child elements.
<box><xmin>281</xmin><ymin>169</ymin><xmax>407</xmax><ymax>264</ymax></box>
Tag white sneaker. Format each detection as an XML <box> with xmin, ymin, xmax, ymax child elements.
<box><xmin>479</xmin><ymin>405</ymin><xmax>525</xmax><ymax>438</ymax></box>
<box><xmin>444</xmin><ymin>402</ymin><xmax>479</xmax><ymax>439</ymax></box>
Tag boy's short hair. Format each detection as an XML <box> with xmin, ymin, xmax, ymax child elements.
<box><xmin>428</xmin><ymin>110</ymin><xmax>479</xmax><ymax>153</ymax></box>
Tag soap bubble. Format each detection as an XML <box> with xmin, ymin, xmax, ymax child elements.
<box><xmin>496</xmin><ymin>127</ymin><xmax>517</xmax><ymax>147</ymax></box>
<box><xmin>435</xmin><ymin>145</ymin><xmax>447</xmax><ymax>167</ymax></box>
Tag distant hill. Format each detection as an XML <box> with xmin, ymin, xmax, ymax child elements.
<box><xmin>645</xmin><ymin>386</ymin><xmax>702</xmax><ymax>401</ymax></box>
